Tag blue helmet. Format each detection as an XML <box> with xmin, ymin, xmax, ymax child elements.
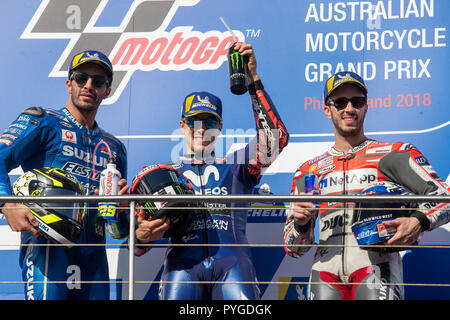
<box><xmin>351</xmin><ymin>181</ymin><xmax>416</xmax><ymax>251</ymax></box>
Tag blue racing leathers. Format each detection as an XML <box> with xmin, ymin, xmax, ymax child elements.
<box><xmin>0</xmin><ymin>106</ymin><xmax>127</xmax><ymax>300</ymax></box>
<box><xmin>137</xmin><ymin>80</ymin><xmax>289</xmax><ymax>300</ymax></box>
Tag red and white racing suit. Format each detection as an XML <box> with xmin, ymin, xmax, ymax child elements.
<box><xmin>283</xmin><ymin>139</ymin><xmax>450</xmax><ymax>300</ymax></box>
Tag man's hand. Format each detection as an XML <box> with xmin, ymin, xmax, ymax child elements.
<box><xmin>94</xmin><ymin>178</ymin><xmax>129</xmax><ymax>196</ymax></box>
<box><xmin>117</xmin><ymin>178</ymin><xmax>130</xmax><ymax>210</ymax></box>
<box><xmin>2</xmin><ymin>203</ymin><xmax>40</xmax><ymax>236</ymax></box>
<box><xmin>233</xmin><ymin>42</ymin><xmax>260</xmax><ymax>83</ymax></box>
<box><xmin>383</xmin><ymin>217</ymin><xmax>422</xmax><ymax>246</ymax></box>
<box><xmin>290</xmin><ymin>192</ymin><xmax>318</xmax><ymax>227</ymax></box>
<box><xmin>135</xmin><ymin>209</ymin><xmax>170</xmax><ymax>244</ymax></box>
<box><xmin>95</xmin><ymin>178</ymin><xmax>130</xmax><ymax>224</ymax></box>
<box><xmin>94</xmin><ymin>178</ymin><xmax>129</xmax><ymax>209</ymax></box>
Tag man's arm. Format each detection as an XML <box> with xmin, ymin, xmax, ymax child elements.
<box><xmin>134</xmin><ymin>209</ymin><xmax>170</xmax><ymax>256</ymax></box>
<box><xmin>231</xmin><ymin>42</ymin><xmax>289</xmax><ymax>181</ymax></box>
<box><xmin>0</xmin><ymin>107</ymin><xmax>48</xmax><ymax>235</ymax></box>
<box><xmin>379</xmin><ymin>143</ymin><xmax>450</xmax><ymax>245</ymax></box>
<box><xmin>283</xmin><ymin>167</ymin><xmax>318</xmax><ymax>257</ymax></box>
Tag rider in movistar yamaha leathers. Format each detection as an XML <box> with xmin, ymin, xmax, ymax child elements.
<box><xmin>0</xmin><ymin>51</ymin><xmax>128</xmax><ymax>300</ymax></box>
<box><xmin>135</xmin><ymin>42</ymin><xmax>289</xmax><ymax>300</ymax></box>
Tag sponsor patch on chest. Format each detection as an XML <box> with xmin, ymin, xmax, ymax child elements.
<box><xmin>319</xmin><ymin>168</ymin><xmax>378</xmax><ymax>194</ymax></box>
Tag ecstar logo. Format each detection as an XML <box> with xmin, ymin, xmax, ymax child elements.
<box><xmin>21</xmin><ymin>0</ymin><xmax>244</xmax><ymax>104</ymax></box>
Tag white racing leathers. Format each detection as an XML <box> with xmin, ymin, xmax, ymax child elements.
<box><xmin>283</xmin><ymin>139</ymin><xmax>450</xmax><ymax>300</ymax></box>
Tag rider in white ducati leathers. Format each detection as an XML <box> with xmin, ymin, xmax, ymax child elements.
<box><xmin>283</xmin><ymin>71</ymin><xmax>450</xmax><ymax>300</ymax></box>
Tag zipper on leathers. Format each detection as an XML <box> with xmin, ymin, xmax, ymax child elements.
<box><xmin>196</xmin><ymin>164</ymin><xmax>210</xmax><ymax>258</ymax></box>
<box><xmin>338</xmin><ymin>153</ymin><xmax>355</xmax><ymax>277</ymax></box>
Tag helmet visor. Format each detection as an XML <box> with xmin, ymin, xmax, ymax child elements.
<box><xmin>40</xmin><ymin>187</ymin><xmax>85</xmax><ymax>224</ymax></box>
<box><xmin>140</xmin><ymin>168</ymin><xmax>190</xmax><ymax>194</ymax></box>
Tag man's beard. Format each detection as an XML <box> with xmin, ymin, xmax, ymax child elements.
<box><xmin>331</xmin><ymin>111</ymin><xmax>365</xmax><ymax>137</ymax></box>
<box><xmin>334</xmin><ymin>123</ymin><xmax>363</xmax><ymax>137</ymax></box>
<box><xmin>71</xmin><ymin>94</ymin><xmax>100</xmax><ymax>112</ymax></box>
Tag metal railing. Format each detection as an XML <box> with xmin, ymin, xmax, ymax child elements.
<box><xmin>0</xmin><ymin>194</ymin><xmax>449</xmax><ymax>300</ymax></box>
<box><xmin>1</xmin><ymin>194</ymin><xmax>449</xmax><ymax>203</ymax></box>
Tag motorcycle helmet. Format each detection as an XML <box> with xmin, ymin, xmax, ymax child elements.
<box><xmin>12</xmin><ymin>167</ymin><xmax>85</xmax><ymax>246</ymax></box>
<box><xmin>130</xmin><ymin>164</ymin><xmax>197</xmax><ymax>238</ymax></box>
<box><xmin>352</xmin><ymin>181</ymin><xmax>417</xmax><ymax>251</ymax></box>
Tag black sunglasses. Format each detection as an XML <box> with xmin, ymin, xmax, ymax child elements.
<box><xmin>328</xmin><ymin>96</ymin><xmax>367</xmax><ymax>110</ymax></box>
<box><xmin>184</xmin><ymin>116</ymin><xmax>221</xmax><ymax>129</ymax></box>
<box><xmin>70</xmin><ymin>72</ymin><xmax>110</xmax><ymax>88</ymax></box>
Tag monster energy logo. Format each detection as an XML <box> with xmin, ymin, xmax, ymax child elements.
<box><xmin>230</xmin><ymin>51</ymin><xmax>244</xmax><ymax>71</ymax></box>
<box><xmin>174</xmin><ymin>185</ymin><xmax>185</xmax><ymax>194</ymax></box>
<box><xmin>144</xmin><ymin>202</ymin><xmax>156</xmax><ymax>214</ymax></box>
<box><xmin>143</xmin><ymin>185</ymin><xmax>185</xmax><ymax>214</ymax></box>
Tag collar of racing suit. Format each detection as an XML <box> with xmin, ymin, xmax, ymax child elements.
<box><xmin>60</xmin><ymin>107</ymin><xmax>100</xmax><ymax>136</ymax></box>
<box><xmin>329</xmin><ymin>138</ymin><xmax>374</xmax><ymax>156</ymax></box>
<box><xmin>180</xmin><ymin>152</ymin><xmax>219</xmax><ymax>164</ymax></box>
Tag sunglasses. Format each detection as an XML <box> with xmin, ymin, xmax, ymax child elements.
<box><xmin>184</xmin><ymin>116</ymin><xmax>221</xmax><ymax>129</ymax></box>
<box><xmin>70</xmin><ymin>72</ymin><xmax>110</xmax><ymax>88</ymax></box>
<box><xmin>328</xmin><ymin>96</ymin><xmax>367</xmax><ymax>110</ymax></box>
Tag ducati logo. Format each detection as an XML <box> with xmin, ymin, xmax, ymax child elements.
<box><xmin>21</xmin><ymin>0</ymin><xmax>244</xmax><ymax>104</ymax></box>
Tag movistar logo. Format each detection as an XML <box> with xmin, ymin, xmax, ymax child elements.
<box><xmin>183</xmin><ymin>165</ymin><xmax>220</xmax><ymax>188</ymax></box>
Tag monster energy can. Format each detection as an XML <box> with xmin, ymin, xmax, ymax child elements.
<box><xmin>227</xmin><ymin>43</ymin><xmax>247</xmax><ymax>95</ymax></box>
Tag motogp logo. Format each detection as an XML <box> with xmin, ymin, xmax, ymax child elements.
<box><xmin>21</xmin><ymin>0</ymin><xmax>244</xmax><ymax>104</ymax></box>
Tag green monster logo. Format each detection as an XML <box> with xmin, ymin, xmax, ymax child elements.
<box><xmin>144</xmin><ymin>185</ymin><xmax>185</xmax><ymax>215</ymax></box>
<box><xmin>229</xmin><ymin>51</ymin><xmax>244</xmax><ymax>71</ymax></box>
<box><xmin>175</xmin><ymin>185</ymin><xmax>185</xmax><ymax>194</ymax></box>
<box><xmin>144</xmin><ymin>202</ymin><xmax>156</xmax><ymax>214</ymax></box>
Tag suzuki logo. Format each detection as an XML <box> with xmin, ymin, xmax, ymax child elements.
<box><xmin>21</xmin><ymin>0</ymin><xmax>244</xmax><ymax>104</ymax></box>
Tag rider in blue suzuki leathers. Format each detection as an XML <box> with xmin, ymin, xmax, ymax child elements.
<box><xmin>0</xmin><ymin>51</ymin><xmax>128</xmax><ymax>300</ymax></box>
<box><xmin>135</xmin><ymin>42</ymin><xmax>289</xmax><ymax>300</ymax></box>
